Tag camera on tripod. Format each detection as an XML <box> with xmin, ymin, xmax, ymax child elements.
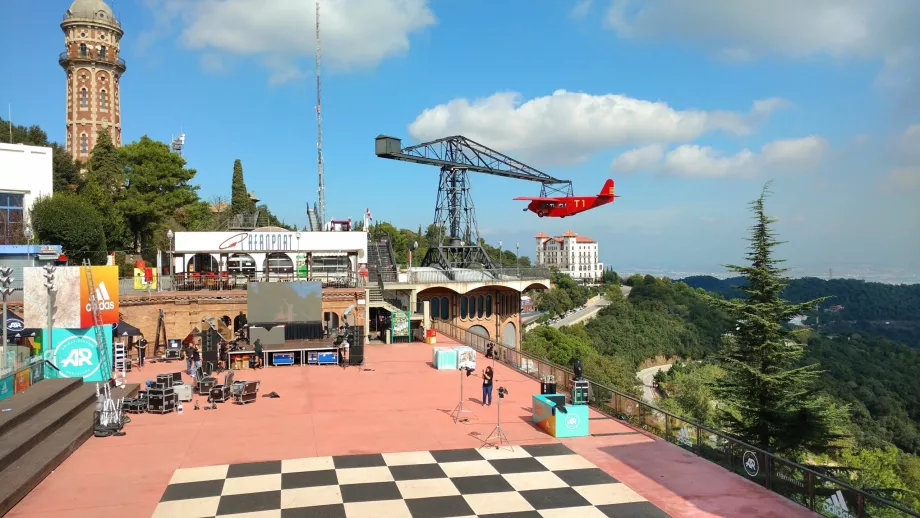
<box><xmin>460</xmin><ymin>366</ymin><xmax>474</xmax><ymax>377</ymax></box>
<box><xmin>497</xmin><ymin>386</ymin><xmax>508</xmax><ymax>398</ymax></box>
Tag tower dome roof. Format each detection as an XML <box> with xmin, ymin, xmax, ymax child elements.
<box><xmin>65</xmin><ymin>0</ymin><xmax>117</xmax><ymax>23</ymax></box>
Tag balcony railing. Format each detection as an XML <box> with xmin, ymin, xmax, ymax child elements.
<box><xmin>59</xmin><ymin>51</ymin><xmax>126</xmax><ymax>69</ymax></box>
<box><xmin>431</xmin><ymin>320</ymin><xmax>920</xmax><ymax>518</ymax></box>
<box><xmin>406</xmin><ymin>267</ymin><xmax>551</xmax><ymax>284</ymax></box>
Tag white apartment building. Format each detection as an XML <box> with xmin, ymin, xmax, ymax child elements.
<box><xmin>534</xmin><ymin>230</ymin><xmax>603</xmax><ymax>281</ymax></box>
<box><xmin>0</xmin><ymin>143</ymin><xmax>54</xmax><ymax>244</ymax></box>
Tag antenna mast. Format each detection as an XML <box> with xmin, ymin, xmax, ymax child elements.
<box><xmin>315</xmin><ymin>0</ymin><xmax>326</xmax><ymax>230</ymax></box>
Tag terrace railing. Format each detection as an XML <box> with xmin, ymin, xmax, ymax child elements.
<box><xmin>407</xmin><ymin>267</ymin><xmax>551</xmax><ymax>284</ymax></box>
<box><xmin>431</xmin><ymin>320</ymin><xmax>920</xmax><ymax>518</ymax></box>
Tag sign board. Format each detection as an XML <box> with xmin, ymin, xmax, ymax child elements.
<box><xmin>392</xmin><ymin>311</ymin><xmax>410</xmax><ymax>339</ymax></box>
<box><xmin>133</xmin><ymin>268</ymin><xmax>157</xmax><ymax>289</ymax></box>
<box><xmin>48</xmin><ymin>326</ymin><xmax>113</xmax><ymax>382</ymax></box>
<box><xmin>172</xmin><ymin>231</ymin><xmax>367</xmax><ymax>256</ymax></box>
<box><xmin>23</xmin><ymin>266</ymin><xmax>119</xmax><ymax>329</ymax></box>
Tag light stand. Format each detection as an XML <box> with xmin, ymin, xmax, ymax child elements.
<box><xmin>1</xmin><ymin>266</ymin><xmax>13</xmax><ymax>371</ymax></box>
<box><xmin>166</xmin><ymin>229</ymin><xmax>174</xmax><ymax>288</ymax></box>
<box><xmin>450</xmin><ymin>367</ymin><xmax>473</xmax><ymax>423</ymax></box>
<box><xmin>481</xmin><ymin>386</ymin><xmax>512</xmax><ymax>450</ymax></box>
<box><xmin>43</xmin><ymin>265</ymin><xmax>56</xmax><ymax>361</ymax></box>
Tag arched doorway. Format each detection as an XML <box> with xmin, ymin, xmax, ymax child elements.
<box><xmin>324</xmin><ymin>312</ymin><xmax>340</xmax><ymax>333</ymax></box>
<box><xmin>187</xmin><ymin>253</ymin><xmax>218</xmax><ymax>273</ymax></box>
<box><xmin>502</xmin><ymin>322</ymin><xmax>516</xmax><ymax>348</ymax></box>
<box><xmin>467</xmin><ymin>325</ymin><xmax>489</xmax><ymax>348</ymax></box>
<box><xmin>264</xmin><ymin>253</ymin><xmax>294</xmax><ymax>279</ymax></box>
<box><xmin>227</xmin><ymin>253</ymin><xmax>255</xmax><ymax>281</ymax></box>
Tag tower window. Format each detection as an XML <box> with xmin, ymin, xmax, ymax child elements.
<box><xmin>80</xmin><ymin>88</ymin><xmax>88</xmax><ymax>108</ymax></box>
<box><xmin>99</xmin><ymin>46</ymin><xmax>106</xmax><ymax>58</ymax></box>
<box><xmin>80</xmin><ymin>43</ymin><xmax>87</xmax><ymax>57</ymax></box>
<box><xmin>80</xmin><ymin>134</ymin><xmax>88</xmax><ymax>154</ymax></box>
<box><xmin>100</xmin><ymin>90</ymin><xmax>107</xmax><ymax>110</ymax></box>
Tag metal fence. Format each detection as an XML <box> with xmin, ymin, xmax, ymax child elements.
<box><xmin>432</xmin><ymin>320</ymin><xmax>920</xmax><ymax>518</ymax></box>
<box><xmin>407</xmin><ymin>267</ymin><xmax>551</xmax><ymax>284</ymax></box>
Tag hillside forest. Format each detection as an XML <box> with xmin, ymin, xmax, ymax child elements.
<box><xmin>523</xmin><ymin>191</ymin><xmax>920</xmax><ymax>512</ymax></box>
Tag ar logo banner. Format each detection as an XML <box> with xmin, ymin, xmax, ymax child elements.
<box><xmin>565</xmin><ymin>414</ymin><xmax>580</xmax><ymax>430</ymax></box>
<box><xmin>54</xmin><ymin>335</ymin><xmax>100</xmax><ymax>380</ymax></box>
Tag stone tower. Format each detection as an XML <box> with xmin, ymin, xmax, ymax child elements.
<box><xmin>59</xmin><ymin>0</ymin><xmax>126</xmax><ymax>161</ymax></box>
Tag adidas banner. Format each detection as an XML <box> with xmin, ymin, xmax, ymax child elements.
<box><xmin>22</xmin><ymin>266</ymin><xmax>120</xmax><ymax>329</ymax></box>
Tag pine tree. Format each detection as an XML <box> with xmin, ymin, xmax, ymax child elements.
<box><xmin>707</xmin><ymin>183</ymin><xmax>847</xmax><ymax>455</ymax></box>
<box><xmin>81</xmin><ymin>130</ymin><xmax>128</xmax><ymax>251</ymax></box>
<box><xmin>231</xmin><ymin>159</ymin><xmax>256</xmax><ymax>215</ymax></box>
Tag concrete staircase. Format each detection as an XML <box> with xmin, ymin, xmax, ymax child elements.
<box><xmin>0</xmin><ymin>378</ymin><xmax>139</xmax><ymax>515</ymax></box>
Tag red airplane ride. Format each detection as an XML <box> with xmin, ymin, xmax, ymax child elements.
<box><xmin>515</xmin><ymin>179</ymin><xmax>619</xmax><ymax>218</ymax></box>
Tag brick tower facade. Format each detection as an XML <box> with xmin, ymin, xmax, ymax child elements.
<box><xmin>59</xmin><ymin>0</ymin><xmax>126</xmax><ymax>161</ymax></box>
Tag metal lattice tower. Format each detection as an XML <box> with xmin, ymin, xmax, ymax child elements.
<box><xmin>315</xmin><ymin>0</ymin><xmax>326</xmax><ymax>229</ymax></box>
<box><xmin>82</xmin><ymin>259</ymin><xmax>113</xmax><ymax>383</ymax></box>
<box><xmin>375</xmin><ymin>135</ymin><xmax>573</xmax><ymax>271</ymax></box>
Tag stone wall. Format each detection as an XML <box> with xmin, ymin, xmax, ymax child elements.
<box><xmin>117</xmin><ymin>289</ymin><xmax>365</xmax><ymax>343</ymax></box>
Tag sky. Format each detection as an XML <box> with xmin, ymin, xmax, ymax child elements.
<box><xmin>2</xmin><ymin>0</ymin><xmax>919</xmax><ymax>277</ymax></box>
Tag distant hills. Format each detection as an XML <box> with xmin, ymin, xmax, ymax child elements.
<box><xmin>681</xmin><ymin>276</ymin><xmax>920</xmax><ymax>320</ymax></box>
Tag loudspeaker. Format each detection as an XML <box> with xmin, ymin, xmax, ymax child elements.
<box><xmin>348</xmin><ymin>326</ymin><xmax>365</xmax><ymax>365</ymax></box>
<box><xmin>201</xmin><ymin>328</ymin><xmax>220</xmax><ymax>366</ymax></box>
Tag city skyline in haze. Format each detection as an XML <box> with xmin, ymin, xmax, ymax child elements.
<box><xmin>1</xmin><ymin>1</ymin><xmax>918</xmax><ymax>279</ymax></box>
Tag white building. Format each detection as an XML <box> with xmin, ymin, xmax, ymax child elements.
<box><xmin>534</xmin><ymin>230</ymin><xmax>603</xmax><ymax>281</ymax></box>
<box><xmin>0</xmin><ymin>143</ymin><xmax>54</xmax><ymax>244</ymax></box>
<box><xmin>171</xmin><ymin>229</ymin><xmax>368</xmax><ymax>287</ymax></box>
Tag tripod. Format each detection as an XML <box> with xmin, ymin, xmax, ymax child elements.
<box><xmin>481</xmin><ymin>390</ymin><xmax>512</xmax><ymax>450</ymax></box>
<box><xmin>450</xmin><ymin>368</ymin><xmax>473</xmax><ymax>423</ymax></box>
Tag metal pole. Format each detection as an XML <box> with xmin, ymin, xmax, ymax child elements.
<box><xmin>2</xmin><ymin>294</ymin><xmax>7</xmax><ymax>371</ymax></box>
<box><xmin>46</xmin><ymin>287</ymin><xmax>52</xmax><ymax>361</ymax></box>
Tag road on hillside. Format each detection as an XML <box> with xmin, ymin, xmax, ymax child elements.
<box><xmin>637</xmin><ymin>364</ymin><xmax>672</xmax><ymax>403</ymax></box>
<box><xmin>548</xmin><ymin>286</ymin><xmax>632</xmax><ymax>328</ymax></box>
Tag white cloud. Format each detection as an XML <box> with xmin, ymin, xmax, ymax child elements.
<box><xmin>408</xmin><ymin>90</ymin><xmax>787</xmax><ymax>165</ymax></box>
<box><xmin>199</xmin><ymin>53</ymin><xmax>228</xmax><ymax>75</ymax></box>
<box><xmin>880</xmin><ymin>167</ymin><xmax>920</xmax><ymax>193</ymax></box>
<box><xmin>143</xmin><ymin>0</ymin><xmax>436</xmax><ymax>82</ymax></box>
<box><xmin>611</xmin><ymin>136</ymin><xmax>828</xmax><ymax>178</ymax></box>
<box><xmin>570</xmin><ymin>0</ymin><xmax>593</xmax><ymax>19</ymax></box>
<box><xmin>605</xmin><ymin>0</ymin><xmax>920</xmax><ymax>93</ymax></box>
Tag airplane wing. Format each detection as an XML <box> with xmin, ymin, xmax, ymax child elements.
<box><xmin>513</xmin><ymin>196</ymin><xmax>554</xmax><ymax>201</ymax></box>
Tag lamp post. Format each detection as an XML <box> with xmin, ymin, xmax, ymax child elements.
<box><xmin>516</xmin><ymin>242</ymin><xmax>520</xmax><ymax>275</ymax></box>
<box><xmin>1</xmin><ymin>266</ymin><xmax>14</xmax><ymax>371</ymax></box>
<box><xmin>24</xmin><ymin>227</ymin><xmax>33</xmax><ymax>266</ymax></box>
<box><xmin>498</xmin><ymin>241</ymin><xmax>503</xmax><ymax>277</ymax></box>
<box><xmin>42</xmin><ymin>264</ymin><xmax>56</xmax><ymax>360</ymax></box>
<box><xmin>166</xmin><ymin>229</ymin><xmax>174</xmax><ymax>287</ymax></box>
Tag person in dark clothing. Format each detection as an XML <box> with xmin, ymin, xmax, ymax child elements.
<box><xmin>482</xmin><ymin>366</ymin><xmax>494</xmax><ymax>406</ymax></box>
<box><xmin>191</xmin><ymin>345</ymin><xmax>201</xmax><ymax>374</ymax></box>
<box><xmin>136</xmin><ymin>336</ymin><xmax>147</xmax><ymax>367</ymax></box>
<box><xmin>253</xmin><ymin>339</ymin><xmax>263</xmax><ymax>368</ymax></box>
<box><xmin>485</xmin><ymin>342</ymin><xmax>494</xmax><ymax>359</ymax></box>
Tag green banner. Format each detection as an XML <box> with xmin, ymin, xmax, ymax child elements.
<box><xmin>393</xmin><ymin>311</ymin><xmax>410</xmax><ymax>338</ymax></box>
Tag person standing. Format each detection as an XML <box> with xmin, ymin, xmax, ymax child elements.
<box><xmin>191</xmin><ymin>344</ymin><xmax>201</xmax><ymax>375</ymax></box>
<box><xmin>253</xmin><ymin>339</ymin><xmax>263</xmax><ymax>369</ymax></box>
<box><xmin>136</xmin><ymin>336</ymin><xmax>147</xmax><ymax>367</ymax></box>
<box><xmin>185</xmin><ymin>343</ymin><xmax>193</xmax><ymax>374</ymax></box>
<box><xmin>482</xmin><ymin>366</ymin><xmax>494</xmax><ymax>406</ymax></box>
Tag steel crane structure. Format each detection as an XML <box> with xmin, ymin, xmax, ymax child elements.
<box><xmin>375</xmin><ymin>135</ymin><xmax>573</xmax><ymax>270</ymax></box>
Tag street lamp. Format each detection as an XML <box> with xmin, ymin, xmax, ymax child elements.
<box><xmin>498</xmin><ymin>241</ymin><xmax>503</xmax><ymax>276</ymax></box>
<box><xmin>1</xmin><ymin>266</ymin><xmax>14</xmax><ymax>370</ymax></box>
<box><xmin>42</xmin><ymin>264</ymin><xmax>56</xmax><ymax>360</ymax></box>
<box><xmin>516</xmin><ymin>242</ymin><xmax>520</xmax><ymax>273</ymax></box>
<box><xmin>166</xmin><ymin>229</ymin><xmax>174</xmax><ymax>281</ymax></box>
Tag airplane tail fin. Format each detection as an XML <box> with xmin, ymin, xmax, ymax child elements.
<box><xmin>598</xmin><ymin>179</ymin><xmax>616</xmax><ymax>197</ymax></box>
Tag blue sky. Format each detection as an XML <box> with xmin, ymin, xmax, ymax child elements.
<box><xmin>2</xmin><ymin>0</ymin><xmax>919</xmax><ymax>276</ymax></box>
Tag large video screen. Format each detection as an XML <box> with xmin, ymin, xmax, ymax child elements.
<box><xmin>247</xmin><ymin>281</ymin><xmax>322</xmax><ymax>324</ymax></box>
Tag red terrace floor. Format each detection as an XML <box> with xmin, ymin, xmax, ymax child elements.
<box><xmin>9</xmin><ymin>334</ymin><xmax>816</xmax><ymax>518</ymax></box>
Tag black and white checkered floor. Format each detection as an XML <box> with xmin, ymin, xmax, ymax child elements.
<box><xmin>154</xmin><ymin>443</ymin><xmax>670</xmax><ymax>517</ymax></box>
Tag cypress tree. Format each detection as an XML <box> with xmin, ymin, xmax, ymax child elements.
<box><xmin>707</xmin><ymin>182</ymin><xmax>847</xmax><ymax>455</ymax></box>
<box><xmin>231</xmin><ymin>159</ymin><xmax>256</xmax><ymax>215</ymax></box>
